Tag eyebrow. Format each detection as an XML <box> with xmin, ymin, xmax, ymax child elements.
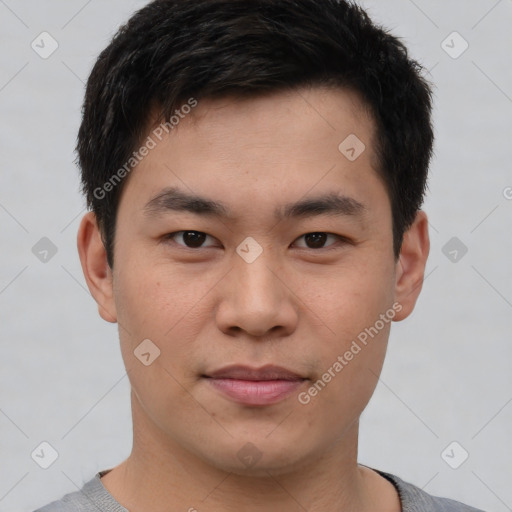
<box><xmin>143</xmin><ymin>186</ymin><xmax>367</xmax><ymax>221</ymax></box>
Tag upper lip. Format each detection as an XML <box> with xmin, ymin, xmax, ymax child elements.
<box><xmin>205</xmin><ymin>365</ymin><xmax>305</xmax><ymax>381</ymax></box>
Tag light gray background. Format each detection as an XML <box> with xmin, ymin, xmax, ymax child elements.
<box><xmin>1</xmin><ymin>1</ymin><xmax>511</xmax><ymax>511</ymax></box>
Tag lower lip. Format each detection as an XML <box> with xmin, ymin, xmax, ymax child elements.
<box><xmin>206</xmin><ymin>378</ymin><xmax>304</xmax><ymax>405</ymax></box>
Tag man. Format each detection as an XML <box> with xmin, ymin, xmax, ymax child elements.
<box><xmin>34</xmin><ymin>0</ymin><xmax>485</xmax><ymax>510</ymax></box>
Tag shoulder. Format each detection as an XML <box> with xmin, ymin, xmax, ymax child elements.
<box><xmin>377</xmin><ymin>469</ymin><xmax>487</xmax><ymax>512</ymax></box>
<box><xmin>32</xmin><ymin>472</ymin><xmax>128</xmax><ymax>512</ymax></box>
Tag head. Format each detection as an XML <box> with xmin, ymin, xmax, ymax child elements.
<box><xmin>77</xmin><ymin>0</ymin><xmax>432</xmax><ymax>476</ymax></box>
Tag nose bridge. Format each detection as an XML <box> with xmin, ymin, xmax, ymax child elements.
<box><xmin>234</xmin><ymin>242</ymin><xmax>282</xmax><ymax>309</ymax></box>
<box><xmin>216</xmin><ymin>243</ymin><xmax>297</xmax><ymax>337</ymax></box>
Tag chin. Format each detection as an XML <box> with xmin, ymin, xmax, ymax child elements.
<box><xmin>193</xmin><ymin>433</ymin><xmax>316</xmax><ymax>477</ymax></box>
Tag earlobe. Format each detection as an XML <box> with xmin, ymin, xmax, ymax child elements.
<box><xmin>77</xmin><ymin>212</ymin><xmax>117</xmax><ymax>323</ymax></box>
<box><xmin>393</xmin><ymin>210</ymin><xmax>430</xmax><ymax>322</ymax></box>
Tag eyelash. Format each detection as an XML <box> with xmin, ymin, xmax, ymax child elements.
<box><xmin>162</xmin><ymin>231</ymin><xmax>351</xmax><ymax>251</ymax></box>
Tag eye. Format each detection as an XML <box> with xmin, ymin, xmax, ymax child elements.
<box><xmin>162</xmin><ymin>231</ymin><xmax>350</xmax><ymax>251</ymax></box>
<box><xmin>293</xmin><ymin>232</ymin><xmax>348</xmax><ymax>250</ymax></box>
<box><xmin>163</xmin><ymin>231</ymin><xmax>218</xmax><ymax>249</ymax></box>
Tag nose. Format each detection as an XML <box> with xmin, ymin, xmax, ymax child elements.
<box><xmin>215</xmin><ymin>249</ymin><xmax>299</xmax><ymax>339</ymax></box>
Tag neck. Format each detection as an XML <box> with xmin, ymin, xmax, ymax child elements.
<box><xmin>101</xmin><ymin>390</ymin><xmax>400</xmax><ymax>512</ymax></box>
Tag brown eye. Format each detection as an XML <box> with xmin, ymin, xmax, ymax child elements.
<box><xmin>304</xmin><ymin>233</ymin><xmax>328</xmax><ymax>249</ymax></box>
<box><xmin>294</xmin><ymin>232</ymin><xmax>341</xmax><ymax>250</ymax></box>
<box><xmin>181</xmin><ymin>231</ymin><xmax>207</xmax><ymax>248</ymax></box>
<box><xmin>164</xmin><ymin>231</ymin><xmax>215</xmax><ymax>248</ymax></box>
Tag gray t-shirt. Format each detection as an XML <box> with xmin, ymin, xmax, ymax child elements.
<box><xmin>33</xmin><ymin>468</ymin><xmax>485</xmax><ymax>512</ymax></box>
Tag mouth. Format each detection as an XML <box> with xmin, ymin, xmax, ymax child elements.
<box><xmin>203</xmin><ymin>365</ymin><xmax>307</xmax><ymax>406</ymax></box>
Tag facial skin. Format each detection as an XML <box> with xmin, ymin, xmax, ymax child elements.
<box><xmin>78</xmin><ymin>86</ymin><xmax>429</xmax><ymax>512</ymax></box>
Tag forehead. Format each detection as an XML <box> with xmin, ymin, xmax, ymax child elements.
<box><xmin>167</xmin><ymin>85</ymin><xmax>375</xmax><ymax>147</ymax></box>
<box><xmin>118</xmin><ymin>85</ymin><xmax>387</xmax><ymax>222</ymax></box>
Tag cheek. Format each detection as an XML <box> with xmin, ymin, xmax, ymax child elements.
<box><xmin>113</xmin><ymin>261</ymin><xmax>209</xmax><ymax>424</ymax></box>
<box><xmin>316</xmin><ymin>255</ymin><xmax>395</xmax><ymax>340</ymax></box>
<box><xmin>114</xmin><ymin>253</ymin><xmax>207</xmax><ymax>337</ymax></box>
<box><xmin>299</xmin><ymin>255</ymin><xmax>394</xmax><ymax>414</ymax></box>
<box><xmin>113</xmin><ymin>254</ymin><xmax>223</xmax><ymax>391</ymax></box>
<box><xmin>299</xmin><ymin>320</ymin><xmax>391</xmax><ymax>434</ymax></box>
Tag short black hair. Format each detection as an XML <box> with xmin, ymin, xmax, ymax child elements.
<box><xmin>77</xmin><ymin>0</ymin><xmax>434</xmax><ymax>268</ymax></box>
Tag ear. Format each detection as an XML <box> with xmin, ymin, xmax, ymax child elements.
<box><xmin>393</xmin><ymin>210</ymin><xmax>430</xmax><ymax>321</ymax></box>
<box><xmin>77</xmin><ymin>211</ymin><xmax>117</xmax><ymax>323</ymax></box>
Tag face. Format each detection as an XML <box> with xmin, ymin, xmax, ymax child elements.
<box><xmin>79</xmin><ymin>86</ymin><xmax>428</xmax><ymax>477</ymax></box>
